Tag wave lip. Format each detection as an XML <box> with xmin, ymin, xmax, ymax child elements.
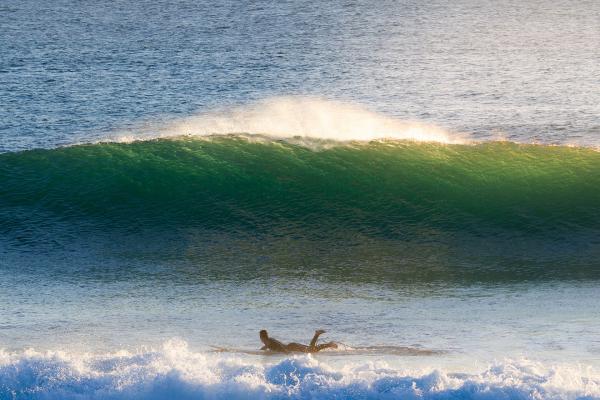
<box><xmin>1</xmin><ymin>340</ymin><xmax>598</xmax><ymax>399</ymax></box>
<box><xmin>111</xmin><ymin>97</ymin><xmax>468</xmax><ymax>145</ymax></box>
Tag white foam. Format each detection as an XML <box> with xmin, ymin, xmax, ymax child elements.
<box><xmin>110</xmin><ymin>97</ymin><xmax>469</xmax><ymax>145</ymax></box>
<box><xmin>1</xmin><ymin>340</ymin><xmax>598</xmax><ymax>399</ymax></box>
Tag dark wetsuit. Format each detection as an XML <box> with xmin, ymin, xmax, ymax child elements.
<box><xmin>260</xmin><ymin>330</ymin><xmax>338</xmax><ymax>353</ymax></box>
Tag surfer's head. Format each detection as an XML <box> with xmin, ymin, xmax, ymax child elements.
<box><xmin>259</xmin><ymin>329</ymin><xmax>268</xmax><ymax>343</ymax></box>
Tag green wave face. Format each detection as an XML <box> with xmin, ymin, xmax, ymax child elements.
<box><xmin>2</xmin><ymin>137</ymin><xmax>600</xmax><ymax>282</ymax></box>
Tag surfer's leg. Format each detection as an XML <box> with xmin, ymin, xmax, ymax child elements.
<box><xmin>286</xmin><ymin>342</ymin><xmax>310</xmax><ymax>352</ymax></box>
<box><xmin>309</xmin><ymin>329</ymin><xmax>326</xmax><ymax>349</ymax></box>
<box><xmin>314</xmin><ymin>342</ymin><xmax>338</xmax><ymax>352</ymax></box>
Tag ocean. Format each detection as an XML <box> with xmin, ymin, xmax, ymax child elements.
<box><xmin>1</xmin><ymin>0</ymin><xmax>599</xmax><ymax>399</ymax></box>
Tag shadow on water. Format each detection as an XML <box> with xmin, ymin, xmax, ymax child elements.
<box><xmin>2</xmin><ymin>226</ymin><xmax>600</xmax><ymax>286</ymax></box>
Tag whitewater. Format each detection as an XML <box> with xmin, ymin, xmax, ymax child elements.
<box><xmin>1</xmin><ymin>340</ymin><xmax>599</xmax><ymax>400</ymax></box>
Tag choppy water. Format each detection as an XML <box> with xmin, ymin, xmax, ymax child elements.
<box><xmin>1</xmin><ymin>0</ymin><xmax>600</xmax><ymax>399</ymax></box>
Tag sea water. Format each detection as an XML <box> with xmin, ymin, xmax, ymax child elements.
<box><xmin>1</xmin><ymin>1</ymin><xmax>600</xmax><ymax>399</ymax></box>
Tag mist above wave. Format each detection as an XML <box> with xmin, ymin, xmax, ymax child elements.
<box><xmin>110</xmin><ymin>97</ymin><xmax>468</xmax><ymax>145</ymax></box>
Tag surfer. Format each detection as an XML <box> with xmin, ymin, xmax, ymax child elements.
<box><xmin>259</xmin><ymin>329</ymin><xmax>338</xmax><ymax>353</ymax></box>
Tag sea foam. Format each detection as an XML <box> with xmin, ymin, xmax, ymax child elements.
<box><xmin>1</xmin><ymin>340</ymin><xmax>598</xmax><ymax>400</ymax></box>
